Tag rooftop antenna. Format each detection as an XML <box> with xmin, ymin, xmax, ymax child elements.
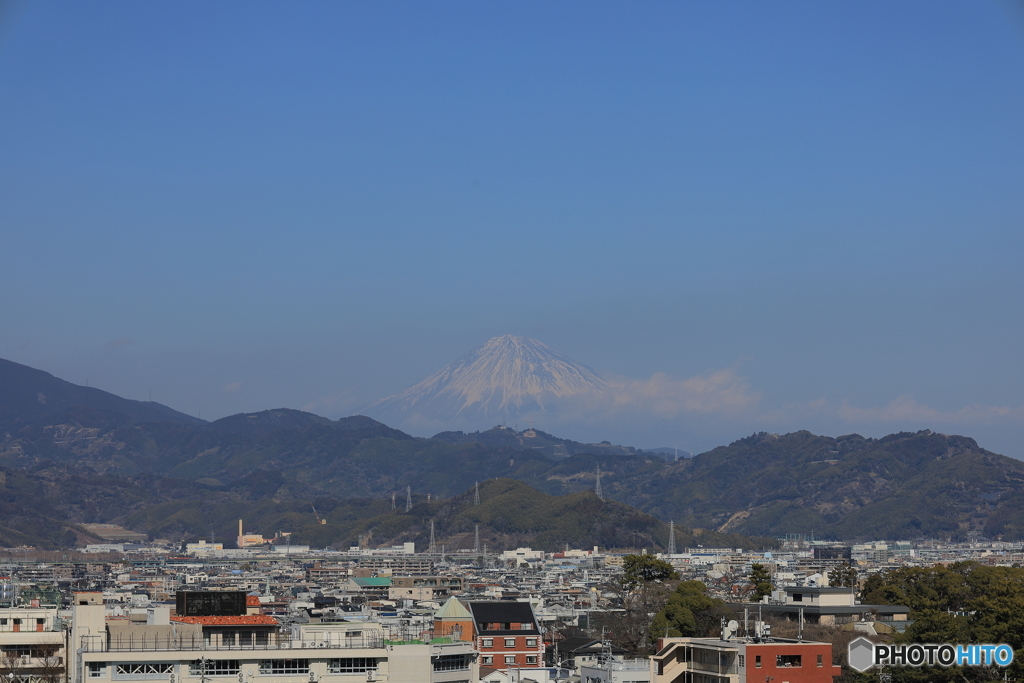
<box><xmin>668</xmin><ymin>521</ymin><xmax>676</xmax><ymax>555</ymax></box>
<box><xmin>473</xmin><ymin>524</ymin><xmax>480</xmax><ymax>555</ymax></box>
<box><xmin>474</xmin><ymin>482</ymin><xmax>480</xmax><ymax>506</ymax></box>
<box><xmin>595</xmin><ymin>464</ymin><xmax>603</xmax><ymax>500</ymax></box>
<box><xmin>405</xmin><ymin>486</ymin><xmax>412</xmax><ymax>512</ymax></box>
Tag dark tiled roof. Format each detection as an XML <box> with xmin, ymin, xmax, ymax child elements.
<box><xmin>470</xmin><ymin>601</ymin><xmax>537</xmax><ymax>624</ymax></box>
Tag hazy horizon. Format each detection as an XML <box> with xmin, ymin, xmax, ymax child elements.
<box><xmin>2</xmin><ymin>2</ymin><xmax>1022</xmax><ymax>457</ymax></box>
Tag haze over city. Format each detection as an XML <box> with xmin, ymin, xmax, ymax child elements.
<box><xmin>2</xmin><ymin>2</ymin><xmax>1023</xmax><ymax>456</ymax></box>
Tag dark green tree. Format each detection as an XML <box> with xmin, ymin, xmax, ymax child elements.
<box><xmin>622</xmin><ymin>554</ymin><xmax>679</xmax><ymax>588</ymax></box>
<box><xmin>858</xmin><ymin>562</ymin><xmax>1024</xmax><ymax>683</ymax></box>
<box><xmin>827</xmin><ymin>563</ymin><xmax>857</xmax><ymax>588</ymax></box>
<box><xmin>749</xmin><ymin>563</ymin><xmax>773</xmax><ymax>601</ymax></box>
<box><xmin>648</xmin><ymin>580</ymin><xmax>729</xmax><ymax>642</ymax></box>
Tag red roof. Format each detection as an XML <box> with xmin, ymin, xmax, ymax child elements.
<box><xmin>171</xmin><ymin>615</ymin><xmax>278</xmax><ymax>626</ymax></box>
<box><xmin>246</xmin><ymin>596</ymin><xmax>262</xmax><ymax>606</ymax></box>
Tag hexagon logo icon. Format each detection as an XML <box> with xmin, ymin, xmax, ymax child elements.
<box><xmin>848</xmin><ymin>637</ymin><xmax>875</xmax><ymax>672</ymax></box>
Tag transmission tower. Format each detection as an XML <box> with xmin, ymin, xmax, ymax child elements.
<box><xmin>405</xmin><ymin>485</ymin><xmax>412</xmax><ymax>512</ymax></box>
<box><xmin>474</xmin><ymin>481</ymin><xmax>480</xmax><ymax>506</ymax></box>
<box><xmin>429</xmin><ymin>519</ymin><xmax>436</xmax><ymax>554</ymax></box>
<box><xmin>391</xmin><ymin>492</ymin><xmax>396</xmax><ymax>510</ymax></box>
<box><xmin>668</xmin><ymin>520</ymin><xmax>676</xmax><ymax>555</ymax></box>
<box><xmin>473</xmin><ymin>524</ymin><xmax>480</xmax><ymax>554</ymax></box>
<box><xmin>595</xmin><ymin>465</ymin><xmax>603</xmax><ymax>500</ymax></box>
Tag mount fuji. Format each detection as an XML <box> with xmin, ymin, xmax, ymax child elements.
<box><xmin>364</xmin><ymin>335</ymin><xmax>606</xmax><ymax>430</ymax></box>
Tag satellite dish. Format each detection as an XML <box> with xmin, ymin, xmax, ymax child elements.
<box><xmin>723</xmin><ymin>620</ymin><xmax>739</xmax><ymax>640</ymax></box>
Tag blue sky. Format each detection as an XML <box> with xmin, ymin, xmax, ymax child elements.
<box><xmin>2</xmin><ymin>1</ymin><xmax>1023</xmax><ymax>456</ymax></box>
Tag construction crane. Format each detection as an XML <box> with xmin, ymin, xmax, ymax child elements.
<box><xmin>311</xmin><ymin>503</ymin><xmax>327</xmax><ymax>525</ymax></box>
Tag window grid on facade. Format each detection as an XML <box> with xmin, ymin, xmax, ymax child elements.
<box><xmin>738</xmin><ymin>655</ymin><xmax>745</xmax><ymax>668</ymax></box>
<box><xmin>114</xmin><ymin>663</ymin><xmax>173</xmax><ymax>679</ymax></box>
<box><xmin>482</xmin><ymin>638</ymin><xmax>493</xmax><ymax>648</ymax></box>
<box><xmin>526</xmin><ymin>638</ymin><xmax>536</xmax><ymax>647</ymax></box>
<box><xmin>432</xmin><ymin>654</ymin><xmax>471</xmax><ymax>672</ymax></box>
<box><xmin>777</xmin><ymin>655</ymin><xmax>802</xmax><ymax>668</ymax></box>
<box><xmin>755</xmin><ymin>655</ymin><xmax>761</xmax><ymax>668</ymax></box>
<box><xmin>189</xmin><ymin>660</ymin><xmax>240</xmax><ymax>676</ymax></box>
<box><xmin>817</xmin><ymin>654</ymin><xmax>823</xmax><ymax>667</ymax></box>
<box><xmin>504</xmin><ymin>638</ymin><xmax>515</xmax><ymax>647</ymax></box>
<box><xmin>89</xmin><ymin>664</ymin><xmax>107</xmax><ymax>678</ymax></box>
<box><xmin>504</xmin><ymin>656</ymin><xmax>516</xmax><ymax>664</ymax></box>
<box><xmin>526</xmin><ymin>656</ymin><xmax>537</xmax><ymax>664</ymax></box>
<box><xmin>481</xmin><ymin>656</ymin><xmax>493</xmax><ymax>665</ymax></box>
<box><xmin>328</xmin><ymin>658</ymin><xmax>377</xmax><ymax>674</ymax></box>
<box><xmin>258</xmin><ymin>660</ymin><xmax>310</xmax><ymax>675</ymax></box>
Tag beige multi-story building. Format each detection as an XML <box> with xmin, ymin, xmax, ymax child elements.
<box><xmin>69</xmin><ymin>592</ymin><xmax>476</xmax><ymax>683</ymax></box>
<box><xmin>0</xmin><ymin>606</ymin><xmax>66</xmax><ymax>683</ymax></box>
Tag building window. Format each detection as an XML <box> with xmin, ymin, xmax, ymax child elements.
<box><xmin>738</xmin><ymin>655</ymin><xmax>745</xmax><ymax>668</ymax></box>
<box><xmin>189</xmin><ymin>661</ymin><xmax>240</xmax><ymax>676</ymax></box>
<box><xmin>526</xmin><ymin>656</ymin><xmax>537</xmax><ymax>665</ymax></box>
<box><xmin>328</xmin><ymin>659</ymin><xmax>377</xmax><ymax>674</ymax></box>
<box><xmin>504</xmin><ymin>638</ymin><xmax>516</xmax><ymax>647</ymax></box>
<box><xmin>89</xmin><ymin>664</ymin><xmax>107</xmax><ymax>678</ymax></box>
<box><xmin>792</xmin><ymin>593</ymin><xmax>802</xmax><ymax>602</ymax></box>
<box><xmin>504</xmin><ymin>656</ymin><xmax>516</xmax><ymax>665</ymax></box>
<box><xmin>777</xmin><ymin>655</ymin><xmax>802</xmax><ymax>668</ymax></box>
<box><xmin>817</xmin><ymin>655</ymin><xmax>823</xmax><ymax>667</ymax></box>
<box><xmin>113</xmin><ymin>663</ymin><xmax>173</xmax><ymax>680</ymax></box>
<box><xmin>526</xmin><ymin>638</ymin><xmax>537</xmax><ymax>647</ymax></box>
<box><xmin>755</xmin><ymin>656</ymin><xmax>761</xmax><ymax>668</ymax></box>
<box><xmin>433</xmin><ymin>655</ymin><xmax>471</xmax><ymax>672</ymax></box>
<box><xmin>482</xmin><ymin>638</ymin><xmax>493</xmax><ymax>648</ymax></box>
<box><xmin>258</xmin><ymin>660</ymin><xmax>309</xmax><ymax>675</ymax></box>
<box><xmin>481</xmin><ymin>656</ymin><xmax>493</xmax><ymax>666</ymax></box>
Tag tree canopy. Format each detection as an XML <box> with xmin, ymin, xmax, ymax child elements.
<box><xmin>622</xmin><ymin>554</ymin><xmax>679</xmax><ymax>588</ymax></box>
<box><xmin>648</xmin><ymin>580</ymin><xmax>729</xmax><ymax>642</ymax></box>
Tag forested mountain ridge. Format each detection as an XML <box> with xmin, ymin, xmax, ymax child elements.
<box><xmin>3</xmin><ymin>357</ymin><xmax>1024</xmax><ymax>546</ymax></box>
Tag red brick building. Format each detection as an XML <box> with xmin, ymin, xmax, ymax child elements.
<box><xmin>651</xmin><ymin>637</ymin><xmax>841</xmax><ymax>683</ymax></box>
<box><xmin>468</xmin><ymin>602</ymin><xmax>545</xmax><ymax>671</ymax></box>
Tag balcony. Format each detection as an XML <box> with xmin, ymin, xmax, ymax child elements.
<box><xmin>80</xmin><ymin>635</ymin><xmax>386</xmax><ymax>653</ymax></box>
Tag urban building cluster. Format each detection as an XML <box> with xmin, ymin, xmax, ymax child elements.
<box><xmin>0</xmin><ymin>536</ymin><xmax>1018</xmax><ymax>683</ymax></box>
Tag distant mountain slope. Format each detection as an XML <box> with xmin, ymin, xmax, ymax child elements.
<box><xmin>0</xmin><ymin>358</ymin><xmax>204</xmax><ymax>427</ymax></box>
<box><xmin>432</xmin><ymin>424</ymin><xmax>638</xmax><ymax>459</ymax></box>
<box><xmin>364</xmin><ymin>335</ymin><xmax>605</xmax><ymax>428</ymax></box>
<box><xmin>600</xmin><ymin>430</ymin><xmax>1024</xmax><ymax>541</ymax></box>
<box><xmin>3</xmin><ymin>363</ymin><xmax>1024</xmax><ymax>542</ymax></box>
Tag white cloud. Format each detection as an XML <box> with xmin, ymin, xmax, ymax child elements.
<box><xmin>838</xmin><ymin>395</ymin><xmax>1024</xmax><ymax>425</ymax></box>
<box><xmin>221</xmin><ymin>381</ymin><xmax>243</xmax><ymax>393</ymax></box>
<box><xmin>604</xmin><ymin>368</ymin><xmax>761</xmax><ymax>417</ymax></box>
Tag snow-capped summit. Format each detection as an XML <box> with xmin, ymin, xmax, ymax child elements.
<box><xmin>364</xmin><ymin>335</ymin><xmax>605</xmax><ymax>428</ymax></box>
